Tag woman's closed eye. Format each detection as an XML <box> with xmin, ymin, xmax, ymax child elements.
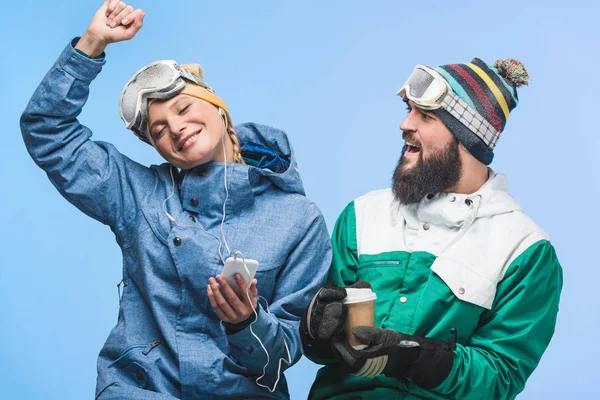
<box><xmin>178</xmin><ymin>105</ymin><xmax>190</xmax><ymax>115</ymax></box>
<box><xmin>152</xmin><ymin>126</ymin><xmax>166</xmax><ymax>140</ymax></box>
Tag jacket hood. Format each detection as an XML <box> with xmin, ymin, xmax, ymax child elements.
<box><xmin>402</xmin><ymin>170</ymin><xmax>521</xmax><ymax>230</ymax></box>
<box><xmin>470</xmin><ymin>171</ymin><xmax>521</xmax><ymax>219</ymax></box>
<box><xmin>235</xmin><ymin>122</ymin><xmax>305</xmax><ymax>197</ymax></box>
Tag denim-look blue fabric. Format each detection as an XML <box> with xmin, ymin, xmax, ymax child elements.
<box><xmin>21</xmin><ymin>41</ymin><xmax>332</xmax><ymax>399</ymax></box>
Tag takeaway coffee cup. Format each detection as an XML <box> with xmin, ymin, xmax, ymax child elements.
<box><xmin>343</xmin><ymin>288</ymin><xmax>377</xmax><ymax>350</ymax></box>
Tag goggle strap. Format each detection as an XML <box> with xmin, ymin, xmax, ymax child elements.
<box><xmin>174</xmin><ymin>65</ymin><xmax>215</xmax><ymax>93</ymax></box>
<box><xmin>132</xmin><ymin>126</ymin><xmax>151</xmax><ymax>145</ymax></box>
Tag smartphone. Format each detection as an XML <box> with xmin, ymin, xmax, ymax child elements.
<box><xmin>221</xmin><ymin>257</ymin><xmax>259</xmax><ymax>297</ymax></box>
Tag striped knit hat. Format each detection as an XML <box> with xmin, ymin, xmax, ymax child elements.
<box><xmin>433</xmin><ymin>58</ymin><xmax>529</xmax><ymax>165</ymax></box>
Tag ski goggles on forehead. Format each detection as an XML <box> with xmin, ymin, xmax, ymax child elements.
<box><xmin>119</xmin><ymin>60</ymin><xmax>214</xmax><ymax>141</ymax></box>
<box><xmin>397</xmin><ymin>64</ymin><xmax>450</xmax><ymax>110</ymax></box>
<box><xmin>397</xmin><ymin>64</ymin><xmax>501</xmax><ymax>149</ymax></box>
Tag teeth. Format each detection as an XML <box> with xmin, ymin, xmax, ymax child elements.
<box><xmin>181</xmin><ymin>132</ymin><xmax>198</xmax><ymax>149</ymax></box>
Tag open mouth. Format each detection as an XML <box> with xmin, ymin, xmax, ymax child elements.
<box><xmin>405</xmin><ymin>141</ymin><xmax>421</xmax><ymax>154</ymax></box>
<box><xmin>179</xmin><ymin>129</ymin><xmax>202</xmax><ymax>151</ymax></box>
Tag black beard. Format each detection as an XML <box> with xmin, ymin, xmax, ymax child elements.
<box><xmin>392</xmin><ymin>137</ymin><xmax>462</xmax><ymax>205</ymax></box>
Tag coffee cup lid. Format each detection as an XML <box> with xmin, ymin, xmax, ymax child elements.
<box><xmin>344</xmin><ymin>288</ymin><xmax>377</xmax><ymax>304</ymax></box>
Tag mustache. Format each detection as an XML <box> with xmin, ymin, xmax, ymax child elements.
<box><xmin>402</xmin><ymin>130</ymin><xmax>420</xmax><ymax>145</ymax></box>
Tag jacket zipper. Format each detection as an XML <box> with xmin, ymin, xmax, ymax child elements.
<box><xmin>143</xmin><ymin>340</ymin><xmax>162</xmax><ymax>355</ymax></box>
<box><xmin>360</xmin><ymin>260</ymin><xmax>402</xmax><ymax>267</ymax></box>
<box><xmin>108</xmin><ymin>340</ymin><xmax>161</xmax><ymax>368</ymax></box>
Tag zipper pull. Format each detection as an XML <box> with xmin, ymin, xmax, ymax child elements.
<box><xmin>143</xmin><ymin>340</ymin><xmax>161</xmax><ymax>355</ymax></box>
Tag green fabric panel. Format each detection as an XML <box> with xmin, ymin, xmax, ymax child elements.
<box><xmin>309</xmin><ymin>364</ymin><xmax>411</xmax><ymax>399</ymax></box>
<box><xmin>309</xmin><ymin>216</ymin><xmax>563</xmax><ymax>400</ymax></box>
<box><xmin>310</xmin><ymin>249</ymin><xmax>479</xmax><ymax>400</ymax></box>
<box><xmin>357</xmin><ymin>252</ymin><xmax>429</xmax><ymax>335</ymax></box>
<box><xmin>327</xmin><ymin>201</ymin><xmax>359</xmax><ymax>287</ymax></box>
<box><xmin>412</xmin><ymin>240</ymin><xmax>563</xmax><ymax>400</ymax></box>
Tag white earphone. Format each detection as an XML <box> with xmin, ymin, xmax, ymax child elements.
<box><xmin>219</xmin><ymin>107</ymin><xmax>228</xmax><ymax>130</ymax></box>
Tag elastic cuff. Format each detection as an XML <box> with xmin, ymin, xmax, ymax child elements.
<box><xmin>72</xmin><ymin>37</ymin><xmax>106</xmax><ymax>60</ymax></box>
<box><xmin>226</xmin><ymin>303</ymin><xmax>272</xmax><ymax>349</ymax></box>
<box><xmin>223</xmin><ymin>305</ymin><xmax>260</xmax><ymax>334</ymax></box>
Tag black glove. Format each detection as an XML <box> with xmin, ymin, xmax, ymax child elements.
<box><xmin>300</xmin><ymin>281</ymin><xmax>371</xmax><ymax>361</ymax></box>
<box><xmin>332</xmin><ymin>326</ymin><xmax>455</xmax><ymax>389</ymax></box>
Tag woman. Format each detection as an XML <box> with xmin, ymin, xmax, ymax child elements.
<box><xmin>20</xmin><ymin>1</ymin><xmax>331</xmax><ymax>399</ymax></box>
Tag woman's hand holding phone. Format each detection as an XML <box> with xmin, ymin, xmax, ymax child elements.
<box><xmin>207</xmin><ymin>273</ymin><xmax>259</xmax><ymax>325</ymax></box>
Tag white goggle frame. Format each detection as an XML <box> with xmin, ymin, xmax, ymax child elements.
<box><xmin>119</xmin><ymin>60</ymin><xmax>213</xmax><ymax>143</ymax></box>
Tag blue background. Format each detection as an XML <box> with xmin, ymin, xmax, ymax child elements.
<box><xmin>1</xmin><ymin>0</ymin><xmax>598</xmax><ymax>398</ymax></box>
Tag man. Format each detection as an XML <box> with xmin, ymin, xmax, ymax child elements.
<box><xmin>301</xmin><ymin>58</ymin><xmax>563</xmax><ymax>400</ymax></box>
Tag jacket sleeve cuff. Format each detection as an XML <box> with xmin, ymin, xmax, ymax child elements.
<box><xmin>55</xmin><ymin>37</ymin><xmax>106</xmax><ymax>83</ymax></box>
<box><xmin>223</xmin><ymin>305</ymin><xmax>261</xmax><ymax>334</ymax></box>
<box><xmin>225</xmin><ymin>303</ymin><xmax>272</xmax><ymax>349</ymax></box>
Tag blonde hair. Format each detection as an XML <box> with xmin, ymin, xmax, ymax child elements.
<box><xmin>220</xmin><ymin>109</ymin><xmax>244</xmax><ymax>165</ymax></box>
<box><xmin>228</xmin><ymin>126</ymin><xmax>244</xmax><ymax>164</ymax></box>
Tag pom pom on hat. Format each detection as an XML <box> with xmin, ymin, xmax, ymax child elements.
<box><xmin>493</xmin><ymin>59</ymin><xmax>530</xmax><ymax>87</ymax></box>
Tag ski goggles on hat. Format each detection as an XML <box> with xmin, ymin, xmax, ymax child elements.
<box><xmin>397</xmin><ymin>64</ymin><xmax>501</xmax><ymax>149</ymax></box>
<box><xmin>397</xmin><ymin>65</ymin><xmax>451</xmax><ymax>110</ymax></box>
<box><xmin>119</xmin><ymin>60</ymin><xmax>214</xmax><ymax>143</ymax></box>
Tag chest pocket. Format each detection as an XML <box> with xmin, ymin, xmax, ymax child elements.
<box><xmin>430</xmin><ymin>256</ymin><xmax>497</xmax><ymax>310</ymax></box>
